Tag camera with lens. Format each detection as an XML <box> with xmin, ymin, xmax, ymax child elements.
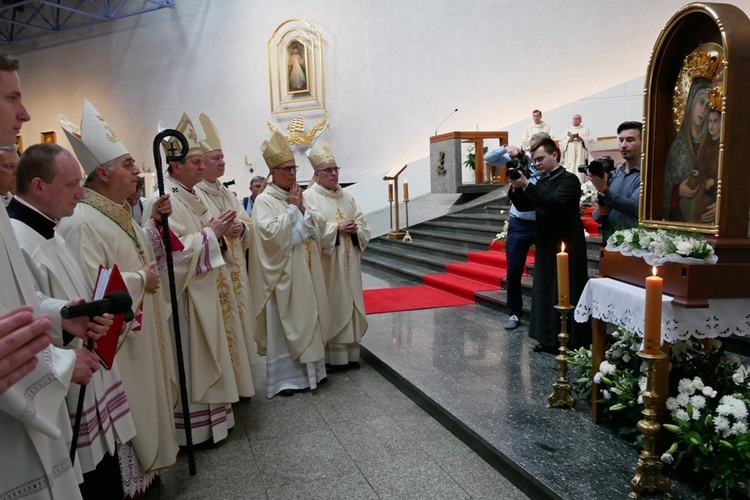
<box><xmin>506</xmin><ymin>154</ymin><xmax>531</xmax><ymax>181</ymax></box>
<box><xmin>577</xmin><ymin>155</ymin><xmax>615</xmax><ymax>178</ymax></box>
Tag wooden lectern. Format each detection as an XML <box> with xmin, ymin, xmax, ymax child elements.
<box><xmin>430</xmin><ymin>131</ymin><xmax>508</xmax><ymax>184</ymax></box>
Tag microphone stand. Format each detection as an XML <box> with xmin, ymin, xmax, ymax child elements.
<box><xmin>152</xmin><ymin>130</ymin><xmax>197</xmax><ymax>476</ymax></box>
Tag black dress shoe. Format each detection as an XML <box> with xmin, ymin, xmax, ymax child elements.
<box><xmin>318</xmin><ymin>377</ymin><xmax>328</xmax><ymax>385</ymax></box>
<box><xmin>532</xmin><ymin>344</ymin><xmax>558</xmax><ymax>354</ymax></box>
<box><xmin>278</xmin><ymin>389</ymin><xmax>296</xmax><ymax>397</ymax></box>
<box><xmin>347</xmin><ymin>361</ymin><xmax>360</xmax><ymax>370</ymax></box>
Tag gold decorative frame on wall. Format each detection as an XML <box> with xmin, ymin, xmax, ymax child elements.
<box><xmin>640</xmin><ymin>3</ymin><xmax>750</xmax><ymax>240</ymax></box>
<box><xmin>41</xmin><ymin>131</ymin><xmax>56</xmax><ymax>144</ymax></box>
<box><xmin>268</xmin><ymin>19</ymin><xmax>325</xmax><ymax>114</ymax></box>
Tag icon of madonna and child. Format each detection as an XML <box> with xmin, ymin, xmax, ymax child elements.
<box><xmin>662</xmin><ymin>45</ymin><xmax>724</xmax><ymax>226</ymax></box>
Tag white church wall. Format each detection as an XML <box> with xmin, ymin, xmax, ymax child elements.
<box><xmin>11</xmin><ymin>0</ymin><xmax>750</xmax><ymax>210</ymax></box>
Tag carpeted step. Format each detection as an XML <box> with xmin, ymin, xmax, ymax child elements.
<box><xmin>468</xmin><ymin>250</ymin><xmax>508</xmax><ymax>268</ymax></box>
<box><xmin>423</xmin><ymin>273</ymin><xmax>500</xmax><ymax>301</ymax></box>
<box><xmin>445</xmin><ymin>262</ymin><xmax>503</xmax><ymax>287</ymax></box>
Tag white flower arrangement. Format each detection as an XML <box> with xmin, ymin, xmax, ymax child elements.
<box><xmin>605</xmin><ymin>227</ymin><xmax>717</xmax><ymax>265</ymax></box>
<box><xmin>580</xmin><ymin>181</ymin><xmax>598</xmax><ymax>206</ymax></box>
<box><xmin>490</xmin><ymin>220</ymin><xmax>509</xmax><ymax>245</ymax></box>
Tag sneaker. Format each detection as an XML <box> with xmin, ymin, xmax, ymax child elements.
<box><xmin>504</xmin><ymin>315</ymin><xmax>520</xmax><ymax>330</ymax></box>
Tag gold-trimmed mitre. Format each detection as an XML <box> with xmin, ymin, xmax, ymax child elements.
<box><xmin>308</xmin><ymin>139</ymin><xmax>336</xmax><ymax>169</ymax></box>
<box><xmin>160</xmin><ymin>113</ymin><xmax>203</xmax><ymax>159</ymax></box>
<box><xmin>59</xmin><ymin>99</ymin><xmax>129</xmax><ymax>175</ymax></box>
<box><xmin>198</xmin><ymin>112</ymin><xmax>222</xmax><ymax>154</ymax></box>
<box><xmin>261</xmin><ymin>130</ymin><xmax>294</xmax><ymax>168</ymax></box>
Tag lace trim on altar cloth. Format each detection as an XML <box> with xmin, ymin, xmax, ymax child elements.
<box><xmin>575</xmin><ymin>298</ymin><xmax>750</xmax><ymax>342</ymax></box>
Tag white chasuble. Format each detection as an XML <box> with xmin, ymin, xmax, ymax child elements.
<box><xmin>249</xmin><ymin>182</ymin><xmax>329</xmax><ymax>397</ymax></box>
<box><xmin>57</xmin><ymin>189</ymin><xmax>179</xmax><ymax>472</ymax></box>
<box><xmin>195</xmin><ymin>179</ymin><xmax>256</xmax><ymax>398</ymax></box>
<box><xmin>0</xmin><ymin>207</ymin><xmax>81</xmax><ymax>500</ymax></box>
<box><xmin>303</xmin><ymin>183</ymin><xmax>369</xmax><ymax>355</ymax></box>
<box><xmin>560</xmin><ymin>124</ymin><xmax>593</xmax><ymax>183</ymax></box>
<box><xmin>11</xmin><ymin>209</ymin><xmax>137</xmax><ymax>475</ymax></box>
<box><xmin>143</xmin><ymin>177</ymin><xmax>237</xmax><ymax>445</ymax></box>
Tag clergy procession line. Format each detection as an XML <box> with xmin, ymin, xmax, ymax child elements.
<box><xmin>0</xmin><ymin>51</ymin><xmax>370</xmax><ymax>500</ymax></box>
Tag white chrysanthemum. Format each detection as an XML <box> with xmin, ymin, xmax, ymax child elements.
<box><xmin>599</xmin><ymin>360</ymin><xmax>616</xmax><ymax>376</ymax></box>
<box><xmin>602</xmin><ymin>389</ymin><xmax>611</xmax><ymax>400</ymax></box>
<box><xmin>666</xmin><ymin>397</ymin><xmax>678</xmax><ymax>411</ymax></box>
<box><xmin>702</xmin><ymin>386</ymin><xmax>717</xmax><ymax>398</ymax></box>
<box><xmin>691</xmin><ymin>408</ymin><xmax>702</xmax><ymax>421</ymax></box>
<box><xmin>689</xmin><ymin>395</ymin><xmax>706</xmax><ymax>411</ymax></box>
<box><xmin>733</xmin><ymin>421</ymin><xmax>748</xmax><ymax>435</ymax></box>
<box><xmin>675</xmin><ymin>393</ymin><xmax>689</xmax><ymax>406</ymax></box>
<box><xmin>594</xmin><ymin>372</ymin><xmax>602</xmax><ymax>384</ymax></box>
<box><xmin>660</xmin><ymin>453</ymin><xmax>674</xmax><ymax>464</ymax></box>
<box><xmin>675</xmin><ymin>240</ymin><xmax>693</xmax><ymax>256</ymax></box>
<box><xmin>622</xmin><ymin>352</ymin><xmax>631</xmax><ymax>363</ymax></box>
<box><xmin>675</xmin><ymin>409</ymin><xmax>689</xmax><ymax>421</ymax></box>
<box><xmin>678</xmin><ymin>378</ymin><xmax>695</xmax><ymax>395</ymax></box>
<box><xmin>611</xmin><ymin>348</ymin><xmax>623</xmax><ymax>359</ymax></box>
<box><xmin>624</xmin><ymin>231</ymin><xmax>634</xmax><ymax>243</ymax></box>
<box><xmin>715</xmin><ymin>415</ymin><xmax>731</xmax><ymax>436</ymax></box>
<box><xmin>692</xmin><ymin>377</ymin><xmax>704</xmax><ymax>391</ymax></box>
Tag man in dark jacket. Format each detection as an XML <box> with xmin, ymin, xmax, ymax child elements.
<box><xmin>508</xmin><ymin>138</ymin><xmax>591</xmax><ymax>353</ymax></box>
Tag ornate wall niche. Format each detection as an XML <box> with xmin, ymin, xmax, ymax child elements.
<box><xmin>268</xmin><ymin>19</ymin><xmax>325</xmax><ymax>115</ymax></box>
<box><xmin>640</xmin><ymin>2</ymin><xmax>750</xmax><ymax>241</ymax></box>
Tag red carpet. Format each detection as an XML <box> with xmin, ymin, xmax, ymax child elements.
<box><xmin>363</xmin><ymin>285</ymin><xmax>474</xmax><ymax>314</ymax></box>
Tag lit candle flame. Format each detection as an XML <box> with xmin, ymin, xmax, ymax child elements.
<box><xmin>561</xmin><ymin>242</ymin><xmax>566</xmax><ymax>252</ymax></box>
<box><xmin>652</xmin><ymin>266</ymin><xmax>657</xmax><ymax>277</ymax></box>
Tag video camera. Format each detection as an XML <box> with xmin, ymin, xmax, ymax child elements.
<box><xmin>578</xmin><ymin>156</ymin><xmax>615</xmax><ymax>178</ymax></box>
<box><xmin>506</xmin><ymin>153</ymin><xmax>532</xmax><ymax>181</ymax></box>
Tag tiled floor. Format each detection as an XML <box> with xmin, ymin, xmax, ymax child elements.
<box><xmin>145</xmin><ymin>355</ymin><xmax>529</xmax><ymax>499</ymax></box>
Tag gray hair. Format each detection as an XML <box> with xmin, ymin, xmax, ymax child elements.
<box><xmin>530</xmin><ymin>132</ymin><xmax>551</xmax><ymax>142</ymax></box>
<box><xmin>250</xmin><ymin>175</ymin><xmax>265</xmax><ymax>186</ymax></box>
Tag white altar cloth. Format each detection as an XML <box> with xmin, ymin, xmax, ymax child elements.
<box><xmin>574</xmin><ymin>277</ymin><xmax>750</xmax><ymax>342</ymax></box>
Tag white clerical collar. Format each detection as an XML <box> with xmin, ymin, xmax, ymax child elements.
<box><xmin>14</xmin><ymin>195</ymin><xmax>58</xmax><ymax>224</ymax></box>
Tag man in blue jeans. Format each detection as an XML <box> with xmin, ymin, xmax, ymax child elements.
<box><xmin>484</xmin><ymin>132</ymin><xmax>548</xmax><ymax>330</ymax></box>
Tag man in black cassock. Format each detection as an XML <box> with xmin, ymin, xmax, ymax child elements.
<box><xmin>508</xmin><ymin>137</ymin><xmax>591</xmax><ymax>353</ymax></box>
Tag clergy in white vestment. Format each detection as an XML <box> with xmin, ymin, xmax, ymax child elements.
<box><xmin>194</xmin><ymin>112</ymin><xmax>256</xmax><ymax>398</ymax></box>
<box><xmin>0</xmin><ymin>49</ymin><xmax>104</xmax><ymax>500</ymax></box>
<box><xmin>0</xmin><ymin>145</ymin><xmax>18</xmax><ymax>206</ymax></box>
<box><xmin>143</xmin><ymin>113</ymin><xmax>239</xmax><ymax>445</ymax></box>
<box><xmin>559</xmin><ymin>114</ymin><xmax>593</xmax><ymax>183</ymax></box>
<box><xmin>57</xmin><ymin>100</ymin><xmax>179</xmax><ymax>495</ymax></box>
<box><xmin>521</xmin><ymin>109</ymin><xmax>554</xmax><ymax>152</ymax></box>
<box><xmin>303</xmin><ymin>140</ymin><xmax>370</xmax><ymax>370</ymax></box>
<box><xmin>10</xmin><ymin>143</ymin><xmax>139</xmax><ymax>499</ymax></box>
<box><xmin>248</xmin><ymin>130</ymin><xmax>330</xmax><ymax>398</ymax></box>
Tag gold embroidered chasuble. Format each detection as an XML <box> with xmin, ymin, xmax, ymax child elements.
<box><xmin>142</xmin><ymin>177</ymin><xmax>239</xmax><ymax>405</ymax></box>
<box><xmin>248</xmin><ymin>182</ymin><xmax>330</xmax><ymax>363</ymax></box>
<box><xmin>195</xmin><ymin>179</ymin><xmax>256</xmax><ymax>398</ymax></box>
<box><xmin>56</xmin><ymin>188</ymin><xmax>179</xmax><ymax>472</ymax></box>
<box><xmin>303</xmin><ymin>183</ymin><xmax>370</xmax><ymax>344</ymax></box>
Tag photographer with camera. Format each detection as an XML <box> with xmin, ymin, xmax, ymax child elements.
<box><xmin>507</xmin><ymin>138</ymin><xmax>591</xmax><ymax>354</ymax></box>
<box><xmin>484</xmin><ymin>133</ymin><xmax>547</xmax><ymax>331</ymax></box>
<box><xmin>586</xmin><ymin>121</ymin><xmax>642</xmax><ymax>236</ymax></box>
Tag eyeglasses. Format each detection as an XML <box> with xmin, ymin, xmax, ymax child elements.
<box><xmin>273</xmin><ymin>165</ymin><xmax>298</xmax><ymax>173</ymax></box>
<box><xmin>0</xmin><ymin>162</ymin><xmax>16</xmax><ymax>171</ymax></box>
<box><xmin>316</xmin><ymin>167</ymin><xmax>340</xmax><ymax>175</ymax></box>
<box><xmin>532</xmin><ymin>154</ymin><xmax>548</xmax><ymax>165</ymax></box>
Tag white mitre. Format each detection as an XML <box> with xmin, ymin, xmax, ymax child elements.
<box><xmin>59</xmin><ymin>99</ymin><xmax>129</xmax><ymax>175</ymax></box>
<box><xmin>160</xmin><ymin>113</ymin><xmax>203</xmax><ymax>159</ymax></box>
<box><xmin>307</xmin><ymin>139</ymin><xmax>336</xmax><ymax>169</ymax></box>
<box><xmin>198</xmin><ymin>113</ymin><xmax>222</xmax><ymax>154</ymax></box>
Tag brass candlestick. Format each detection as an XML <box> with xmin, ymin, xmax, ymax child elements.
<box><xmin>403</xmin><ymin>197</ymin><xmax>412</xmax><ymax>243</ymax></box>
<box><xmin>630</xmin><ymin>351</ymin><xmax>672</xmax><ymax>499</ymax></box>
<box><xmin>547</xmin><ymin>304</ymin><xmax>576</xmax><ymax>410</ymax></box>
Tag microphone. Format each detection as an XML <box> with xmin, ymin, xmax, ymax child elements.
<box><xmin>435</xmin><ymin>108</ymin><xmax>459</xmax><ymax>136</ymax></box>
<box><xmin>61</xmin><ymin>291</ymin><xmax>133</xmax><ymax>320</ymax></box>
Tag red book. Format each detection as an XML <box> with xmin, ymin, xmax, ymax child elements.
<box><xmin>91</xmin><ymin>265</ymin><xmax>129</xmax><ymax>370</ymax></box>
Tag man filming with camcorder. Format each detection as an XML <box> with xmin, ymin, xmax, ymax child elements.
<box><xmin>584</xmin><ymin>121</ymin><xmax>642</xmax><ymax>236</ymax></box>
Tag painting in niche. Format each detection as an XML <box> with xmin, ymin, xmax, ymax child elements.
<box><xmin>662</xmin><ymin>43</ymin><xmax>724</xmax><ymax>225</ymax></box>
<box><xmin>286</xmin><ymin>40</ymin><xmax>309</xmax><ymax>94</ymax></box>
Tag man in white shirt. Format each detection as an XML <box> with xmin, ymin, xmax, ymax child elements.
<box><xmin>521</xmin><ymin>109</ymin><xmax>553</xmax><ymax>152</ymax></box>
